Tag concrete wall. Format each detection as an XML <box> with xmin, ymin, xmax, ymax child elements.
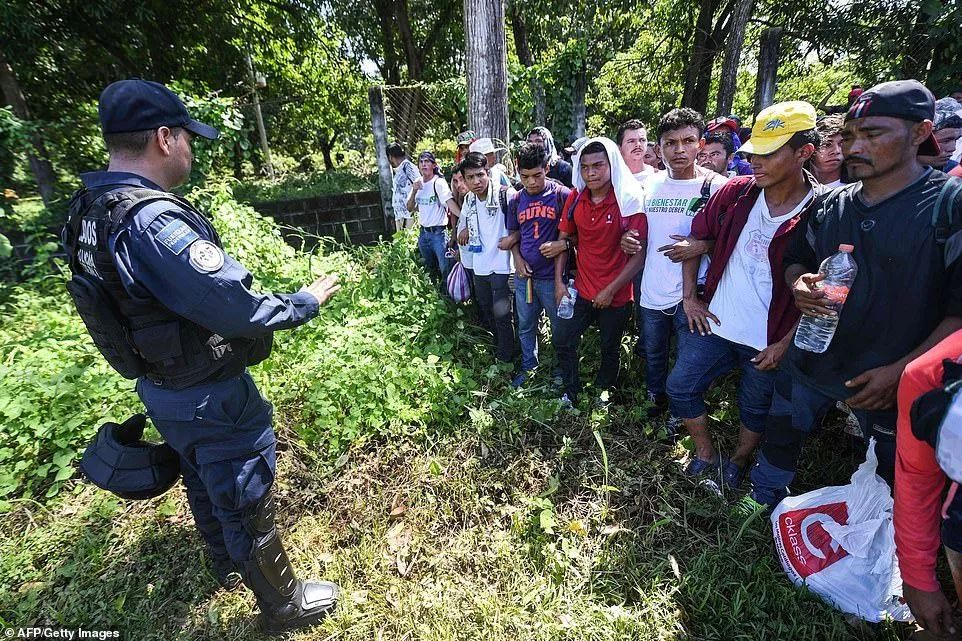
<box><xmin>251</xmin><ymin>190</ymin><xmax>388</xmax><ymax>248</ymax></box>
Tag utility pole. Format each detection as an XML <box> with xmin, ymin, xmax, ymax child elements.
<box><xmin>246</xmin><ymin>53</ymin><xmax>275</xmax><ymax>180</ymax></box>
<box><xmin>368</xmin><ymin>86</ymin><xmax>396</xmax><ymax>234</ymax></box>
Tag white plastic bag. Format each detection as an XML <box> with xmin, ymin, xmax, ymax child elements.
<box><xmin>771</xmin><ymin>438</ymin><xmax>913</xmax><ymax>622</ymax></box>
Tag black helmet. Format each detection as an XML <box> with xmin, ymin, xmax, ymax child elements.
<box><xmin>80</xmin><ymin>414</ymin><xmax>181</xmax><ymax>500</ymax></box>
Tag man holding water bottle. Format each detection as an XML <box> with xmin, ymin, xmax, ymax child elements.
<box><xmin>744</xmin><ymin>80</ymin><xmax>962</xmax><ymax>513</ymax></box>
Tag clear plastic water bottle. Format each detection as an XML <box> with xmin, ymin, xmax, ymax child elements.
<box><xmin>557</xmin><ymin>279</ymin><xmax>578</xmax><ymax>319</ymax></box>
<box><xmin>794</xmin><ymin>244</ymin><xmax>858</xmax><ymax>353</ymax></box>
<box><xmin>467</xmin><ymin>212</ymin><xmax>483</xmax><ymax>253</ymax></box>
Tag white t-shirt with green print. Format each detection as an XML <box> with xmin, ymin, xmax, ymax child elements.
<box><xmin>639</xmin><ymin>172</ymin><xmax>726</xmax><ymax>310</ymax></box>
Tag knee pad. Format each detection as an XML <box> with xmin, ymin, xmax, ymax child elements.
<box><xmin>242</xmin><ymin>491</ymin><xmax>298</xmax><ymax>603</ymax></box>
<box><xmin>762</xmin><ymin>414</ymin><xmax>807</xmax><ymax>471</ymax></box>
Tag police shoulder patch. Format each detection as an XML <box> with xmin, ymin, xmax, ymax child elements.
<box><xmin>188</xmin><ymin>240</ymin><xmax>225</xmax><ymax>273</ymax></box>
<box><xmin>154</xmin><ymin>218</ymin><xmax>200</xmax><ymax>255</ymax></box>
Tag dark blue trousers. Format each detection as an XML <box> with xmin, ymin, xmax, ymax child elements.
<box><xmin>137</xmin><ymin>371</ymin><xmax>276</xmax><ymax>564</ymax></box>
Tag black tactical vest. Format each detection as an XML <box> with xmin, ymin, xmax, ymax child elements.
<box><xmin>63</xmin><ymin>184</ymin><xmax>272</xmax><ymax>390</ymax></box>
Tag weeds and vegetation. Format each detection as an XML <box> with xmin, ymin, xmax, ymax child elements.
<box><xmin>0</xmin><ymin>185</ymin><xmax>917</xmax><ymax>639</ymax></box>
<box><xmin>232</xmin><ymin>170</ymin><xmax>377</xmax><ymax>204</ymax></box>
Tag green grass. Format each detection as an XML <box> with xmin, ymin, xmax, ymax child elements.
<box><xmin>0</xmin><ymin>397</ymin><xmax>912</xmax><ymax>640</ymax></box>
<box><xmin>0</xmin><ymin>183</ymin><xmax>919</xmax><ymax>639</ymax></box>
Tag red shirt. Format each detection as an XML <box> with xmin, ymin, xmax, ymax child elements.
<box><xmin>894</xmin><ymin>329</ymin><xmax>962</xmax><ymax>591</ymax></box>
<box><xmin>950</xmin><ymin>164</ymin><xmax>962</xmax><ymax>178</ymax></box>
<box><xmin>559</xmin><ymin>188</ymin><xmax>647</xmax><ymax>308</ymax></box>
<box><xmin>691</xmin><ymin>175</ymin><xmax>814</xmax><ymax>344</ymax></box>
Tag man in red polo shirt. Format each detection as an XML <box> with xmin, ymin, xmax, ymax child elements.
<box><xmin>666</xmin><ymin>101</ymin><xmax>821</xmax><ymax>490</ymax></box>
<box><xmin>553</xmin><ymin>138</ymin><xmax>647</xmax><ymax>405</ymax></box>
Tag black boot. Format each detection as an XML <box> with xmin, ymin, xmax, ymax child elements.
<box><xmin>241</xmin><ymin>491</ymin><xmax>339</xmax><ymax>635</ymax></box>
<box><xmin>212</xmin><ymin>556</ymin><xmax>243</xmax><ymax>591</ymax></box>
<box><xmin>646</xmin><ymin>392</ymin><xmax>669</xmax><ymax>418</ymax></box>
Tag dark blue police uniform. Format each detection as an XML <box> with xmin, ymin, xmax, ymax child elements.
<box><xmin>82</xmin><ymin>169</ymin><xmax>315</xmax><ymax>566</ymax></box>
<box><xmin>65</xmin><ymin>80</ymin><xmax>338</xmax><ymax>633</ymax></box>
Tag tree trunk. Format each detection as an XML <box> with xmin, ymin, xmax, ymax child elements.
<box><xmin>572</xmin><ymin>65</ymin><xmax>586</xmax><ymax>139</ymax></box>
<box><xmin>508</xmin><ymin>1</ymin><xmax>545</xmax><ymax>126</ymax></box>
<box><xmin>394</xmin><ymin>0</ymin><xmax>423</xmax><ymax>80</ymax></box>
<box><xmin>374</xmin><ymin>0</ymin><xmax>401</xmax><ymax>85</ymax></box>
<box><xmin>715</xmin><ymin>0</ymin><xmax>754</xmax><ymax>116</ymax></box>
<box><xmin>901</xmin><ymin>10</ymin><xmax>934</xmax><ymax>80</ymax></box>
<box><xmin>753</xmin><ymin>27</ymin><xmax>782</xmax><ymax>117</ymax></box>
<box><xmin>464</xmin><ymin>0</ymin><xmax>509</xmax><ymax>145</ymax></box>
<box><xmin>0</xmin><ymin>51</ymin><xmax>56</xmax><ymax>206</ymax></box>
<box><xmin>319</xmin><ymin>139</ymin><xmax>335</xmax><ymax>171</ymax></box>
<box><xmin>682</xmin><ymin>0</ymin><xmax>719</xmax><ymax>112</ymax></box>
<box><xmin>232</xmin><ymin>139</ymin><xmax>244</xmax><ymax>179</ymax></box>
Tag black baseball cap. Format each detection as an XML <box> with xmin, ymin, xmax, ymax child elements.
<box><xmin>846</xmin><ymin>80</ymin><xmax>939</xmax><ymax>155</ymax></box>
<box><xmin>98</xmin><ymin>79</ymin><xmax>219</xmax><ymax>140</ymax></box>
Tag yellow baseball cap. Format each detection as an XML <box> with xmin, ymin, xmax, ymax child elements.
<box><xmin>738</xmin><ymin>101</ymin><xmax>817</xmax><ymax>156</ymax></box>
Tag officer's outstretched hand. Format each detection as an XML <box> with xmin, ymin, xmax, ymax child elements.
<box><xmin>305</xmin><ymin>274</ymin><xmax>341</xmax><ymax>307</ymax></box>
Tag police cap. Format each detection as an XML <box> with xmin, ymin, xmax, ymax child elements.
<box><xmin>99</xmin><ymin>79</ymin><xmax>219</xmax><ymax>140</ymax></box>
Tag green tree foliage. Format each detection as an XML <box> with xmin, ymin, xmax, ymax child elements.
<box><xmin>255</xmin><ymin>35</ymin><xmax>369</xmax><ymax>171</ymax></box>
<box><xmin>0</xmin><ymin>0</ymin><xmax>370</xmax><ymax>191</ymax></box>
<box><xmin>328</xmin><ymin>0</ymin><xmax>465</xmax><ymax>84</ymax></box>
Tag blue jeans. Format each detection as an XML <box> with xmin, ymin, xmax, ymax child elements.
<box><xmin>666</xmin><ymin>332</ymin><xmax>776</xmax><ymax>432</ymax></box>
<box><xmin>749</xmin><ymin>371</ymin><xmax>897</xmax><ymax>507</ymax></box>
<box><xmin>137</xmin><ymin>372</ymin><xmax>276</xmax><ymax>564</ymax></box>
<box><xmin>632</xmin><ymin>271</ymin><xmax>645</xmax><ymax>351</ymax></box>
<box><xmin>641</xmin><ymin>304</ymin><xmax>690</xmax><ymax>397</ymax></box>
<box><xmin>417</xmin><ymin>227</ymin><xmax>450</xmax><ymax>282</ymax></box>
<box><xmin>515</xmin><ymin>276</ymin><xmax>560</xmax><ymax>371</ymax></box>
<box><xmin>943</xmin><ymin>485</ymin><xmax>962</xmax><ymax>554</ymax></box>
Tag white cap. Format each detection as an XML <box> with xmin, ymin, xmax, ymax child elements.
<box><xmin>469</xmin><ymin>137</ymin><xmax>496</xmax><ymax>155</ymax></box>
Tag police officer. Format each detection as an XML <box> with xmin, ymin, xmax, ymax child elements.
<box><xmin>62</xmin><ymin>79</ymin><xmax>341</xmax><ymax>634</ymax></box>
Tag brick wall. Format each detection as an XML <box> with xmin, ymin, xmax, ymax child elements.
<box><xmin>251</xmin><ymin>190</ymin><xmax>388</xmax><ymax>248</ymax></box>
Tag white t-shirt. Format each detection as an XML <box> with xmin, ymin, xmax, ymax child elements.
<box><xmin>708</xmin><ymin>189</ymin><xmax>814</xmax><ymax>350</ymax></box>
<box><xmin>456</xmin><ymin>207</ymin><xmax>474</xmax><ymax>270</ymax></box>
<box><xmin>392</xmin><ymin>159</ymin><xmax>419</xmax><ymax>218</ymax></box>
<box><xmin>639</xmin><ymin>172</ymin><xmax>726</xmax><ymax>310</ymax></box>
<box><xmin>414</xmin><ymin>176</ymin><xmax>453</xmax><ymax>228</ymax></box>
<box><xmin>823</xmin><ymin>179</ymin><xmax>844</xmax><ymax>189</ymax></box>
<box><xmin>461</xmin><ymin>186</ymin><xmax>513</xmax><ymax>276</ymax></box>
<box><xmin>632</xmin><ymin>166</ymin><xmax>656</xmax><ymax>182</ymax></box>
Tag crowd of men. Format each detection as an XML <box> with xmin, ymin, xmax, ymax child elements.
<box><xmin>392</xmin><ymin>79</ymin><xmax>962</xmax><ymax>636</ymax></box>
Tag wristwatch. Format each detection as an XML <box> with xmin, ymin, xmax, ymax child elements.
<box><xmin>564</xmin><ymin>238</ymin><xmax>571</xmax><ymax>250</ymax></box>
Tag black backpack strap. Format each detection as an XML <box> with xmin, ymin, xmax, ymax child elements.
<box><xmin>814</xmin><ymin>183</ymin><xmax>858</xmax><ymax>227</ymax></box>
<box><xmin>563</xmin><ymin>190</ymin><xmax>583</xmax><ymax>222</ymax></box>
<box><xmin>933</xmin><ymin>176</ymin><xmax>962</xmax><ymax>246</ymax></box>
<box><xmin>690</xmin><ymin>176</ymin><xmax>714</xmax><ymax>216</ymax></box>
<box><xmin>498</xmin><ymin>186</ymin><xmax>509</xmax><ymax>214</ymax></box>
<box><xmin>716</xmin><ymin>179</ymin><xmax>754</xmax><ymax>228</ymax></box>
<box><xmin>555</xmin><ymin>188</ymin><xmax>567</xmax><ymax>218</ymax></box>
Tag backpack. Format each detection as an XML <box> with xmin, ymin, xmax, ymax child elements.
<box><xmin>911</xmin><ymin>356</ymin><xmax>962</xmax><ymax>483</ymax></box>
<box><xmin>689</xmin><ymin>175</ymin><xmax>715</xmax><ymax>217</ymax></box>
<box><xmin>814</xmin><ymin>175</ymin><xmax>962</xmax><ymax>262</ymax></box>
